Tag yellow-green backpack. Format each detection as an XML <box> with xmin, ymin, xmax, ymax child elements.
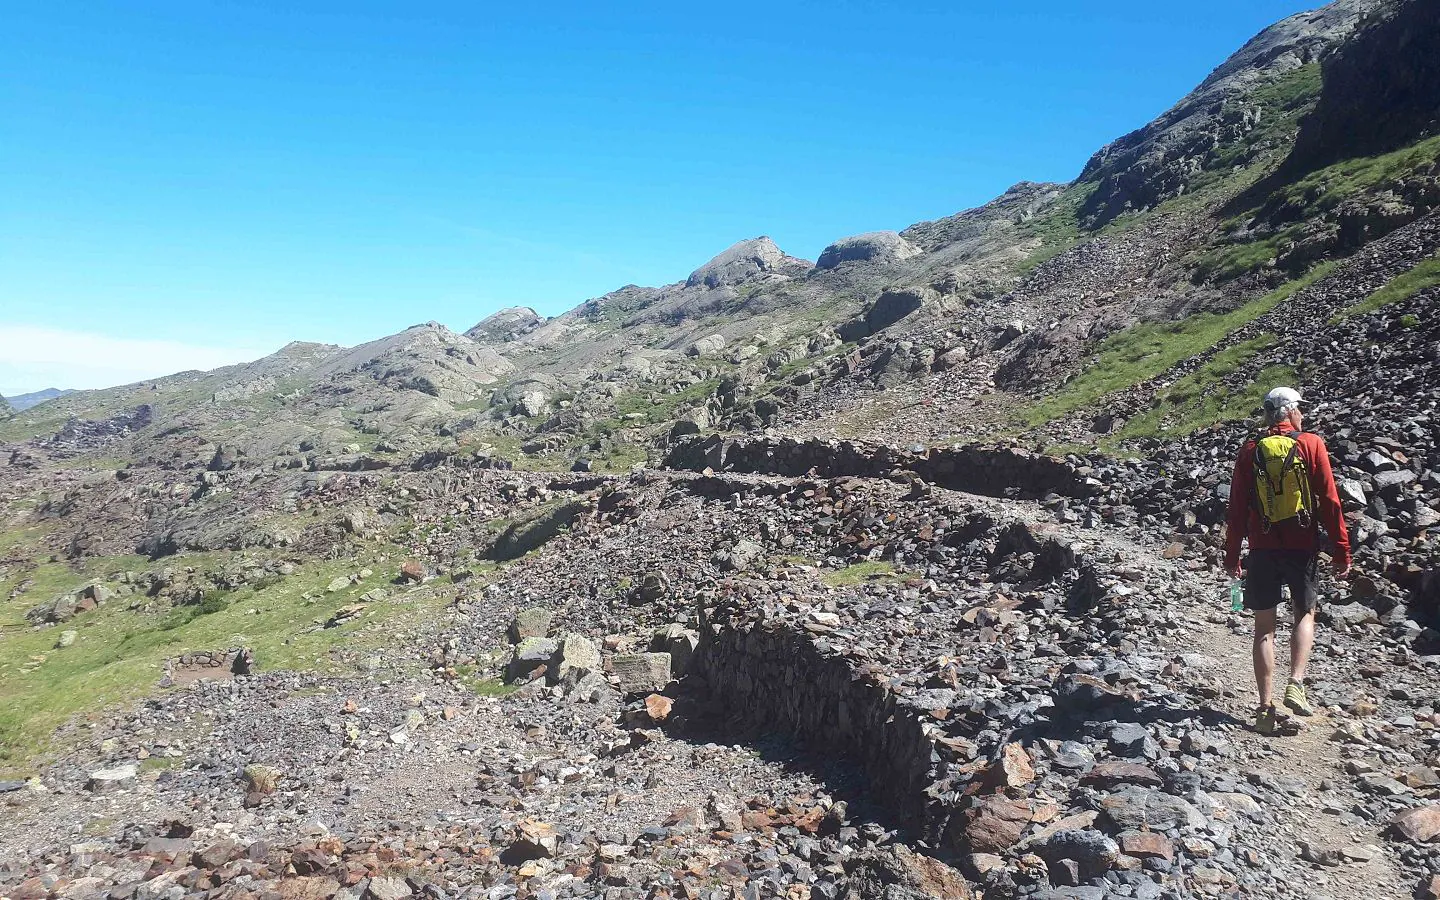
<box><xmin>1253</xmin><ymin>431</ymin><xmax>1314</xmax><ymax>530</ymax></box>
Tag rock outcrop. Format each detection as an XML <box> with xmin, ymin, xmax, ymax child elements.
<box><xmin>816</xmin><ymin>231</ymin><xmax>922</xmax><ymax>270</ymax></box>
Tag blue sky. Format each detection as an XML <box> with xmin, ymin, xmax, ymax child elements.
<box><xmin>1</xmin><ymin>0</ymin><xmax>1321</xmax><ymax>394</ymax></box>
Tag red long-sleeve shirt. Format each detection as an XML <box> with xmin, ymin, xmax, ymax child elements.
<box><xmin>1224</xmin><ymin>427</ymin><xmax>1351</xmax><ymax>570</ymax></box>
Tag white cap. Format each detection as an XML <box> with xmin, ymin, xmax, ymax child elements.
<box><xmin>1263</xmin><ymin>386</ymin><xmax>1304</xmax><ymax>417</ymax></box>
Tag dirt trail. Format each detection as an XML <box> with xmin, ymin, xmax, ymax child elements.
<box><xmin>1188</xmin><ymin>608</ymin><xmax>1411</xmax><ymax>899</ymax></box>
<box><xmin>993</xmin><ymin>496</ymin><xmax>1414</xmax><ymax>898</ymax></box>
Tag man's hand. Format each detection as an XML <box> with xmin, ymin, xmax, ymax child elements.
<box><xmin>1226</xmin><ymin>560</ymin><xmax>1243</xmax><ymax>579</ymax></box>
<box><xmin>1334</xmin><ymin>560</ymin><xmax>1352</xmax><ymax>579</ymax></box>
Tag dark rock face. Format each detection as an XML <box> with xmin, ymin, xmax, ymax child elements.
<box><xmin>1077</xmin><ymin>0</ymin><xmax>1375</xmax><ymax>226</ymax></box>
<box><xmin>693</xmin><ymin>616</ymin><xmax>945</xmax><ymax>840</ymax></box>
<box><xmin>665</xmin><ymin>434</ymin><xmax>1101</xmax><ymax>501</ymax></box>
<box><xmin>837</xmin><ymin>288</ymin><xmax>930</xmax><ymax>342</ymax></box>
<box><xmin>490</xmin><ymin>500</ymin><xmax>589</xmax><ymax>561</ymax></box>
<box><xmin>1287</xmin><ymin>0</ymin><xmax>1440</xmax><ymax>172</ymax></box>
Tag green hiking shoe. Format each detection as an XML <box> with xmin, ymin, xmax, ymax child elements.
<box><xmin>1253</xmin><ymin>704</ymin><xmax>1281</xmax><ymax>735</ymax></box>
<box><xmin>1284</xmin><ymin>680</ymin><xmax>1314</xmax><ymax>716</ymax></box>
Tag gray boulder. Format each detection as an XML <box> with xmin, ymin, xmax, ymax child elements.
<box><xmin>465</xmin><ymin>306</ymin><xmax>542</xmax><ymax>343</ymax></box>
<box><xmin>551</xmin><ymin>633</ymin><xmax>600</xmax><ymax>684</ymax></box>
<box><xmin>509</xmin><ymin>608</ymin><xmax>553</xmax><ymax>643</ymax></box>
<box><xmin>815</xmin><ymin>231</ymin><xmax>922</xmax><ymax>270</ymax></box>
<box><xmin>688</xmin><ymin>334</ymin><xmax>727</xmax><ymax>357</ymax></box>
<box><xmin>650</xmin><ymin>624</ymin><xmax>699</xmax><ymax>676</ymax></box>
<box><xmin>612</xmin><ymin>653</ymin><xmax>672</xmax><ymax>694</ymax></box>
<box><xmin>508</xmin><ymin>638</ymin><xmax>559</xmax><ymax>682</ymax></box>
<box><xmin>1099</xmin><ymin>786</ymin><xmax>1203</xmax><ymax>831</ymax></box>
<box><xmin>87</xmin><ymin>764</ymin><xmax>137</xmax><ymax>793</ymax></box>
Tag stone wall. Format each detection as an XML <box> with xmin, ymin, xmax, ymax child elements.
<box><xmin>664</xmin><ymin>435</ymin><xmax>1101</xmax><ymax>500</ymax></box>
<box><xmin>693</xmin><ymin>617</ymin><xmax>951</xmax><ymax>845</ymax></box>
<box><xmin>165</xmin><ymin>647</ymin><xmax>251</xmax><ymax>680</ymax></box>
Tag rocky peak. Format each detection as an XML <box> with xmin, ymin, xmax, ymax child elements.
<box><xmin>815</xmin><ymin>231</ymin><xmax>922</xmax><ymax>270</ymax></box>
<box><xmin>465</xmin><ymin>306</ymin><xmax>544</xmax><ymax>343</ymax></box>
<box><xmin>685</xmin><ymin>236</ymin><xmax>811</xmax><ymax>289</ymax></box>
<box><xmin>1077</xmin><ymin>0</ymin><xmax>1379</xmax><ymax>226</ymax></box>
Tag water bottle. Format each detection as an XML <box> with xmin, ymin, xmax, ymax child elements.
<box><xmin>1229</xmin><ymin>579</ymin><xmax>1244</xmax><ymax>612</ymax></box>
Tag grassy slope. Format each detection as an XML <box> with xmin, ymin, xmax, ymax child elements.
<box><xmin>0</xmin><ymin>543</ymin><xmax>455</xmax><ymax>773</ymax></box>
<box><xmin>1336</xmin><ymin>254</ymin><xmax>1440</xmax><ymax>319</ymax></box>
<box><xmin>1100</xmin><ymin>337</ymin><xmax>1297</xmax><ymax>447</ymax></box>
<box><xmin>1022</xmin><ymin>261</ymin><xmax>1335</xmax><ymax>429</ymax></box>
<box><xmin>1195</xmin><ymin>133</ymin><xmax>1440</xmax><ymax>282</ymax></box>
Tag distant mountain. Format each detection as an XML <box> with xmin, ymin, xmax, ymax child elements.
<box><xmin>3</xmin><ymin>0</ymin><xmax>1435</xmax><ymax>475</ymax></box>
<box><xmin>5</xmin><ymin>388</ymin><xmax>75</xmax><ymax>412</ymax></box>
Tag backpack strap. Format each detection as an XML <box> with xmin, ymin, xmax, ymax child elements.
<box><xmin>1252</xmin><ymin>438</ymin><xmax>1275</xmax><ymax>532</ymax></box>
<box><xmin>1288</xmin><ymin>431</ymin><xmax>1316</xmax><ymax>527</ymax></box>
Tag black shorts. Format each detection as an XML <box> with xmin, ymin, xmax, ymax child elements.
<box><xmin>1244</xmin><ymin>550</ymin><xmax>1320</xmax><ymax>614</ymax></box>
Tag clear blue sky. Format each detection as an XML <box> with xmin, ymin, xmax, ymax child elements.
<box><xmin>1</xmin><ymin>0</ymin><xmax>1320</xmax><ymax>394</ymax></box>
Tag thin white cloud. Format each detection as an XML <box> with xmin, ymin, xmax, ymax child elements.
<box><xmin>0</xmin><ymin>325</ymin><xmax>268</xmax><ymax>397</ymax></box>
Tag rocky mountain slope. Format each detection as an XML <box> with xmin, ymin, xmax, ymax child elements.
<box><xmin>3</xmin><ymin>1</ymin><xmax>1440</xmax><ymax>898</ymax></box>
<box><xmin>2</xmin><ymin>391</ymin><xmax>75</xmax><ymax>414</ymax></box>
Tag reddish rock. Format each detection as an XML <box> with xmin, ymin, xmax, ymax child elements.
<box><xmin>13</xmin><ymin>878</ymin><xmax>49</xmax><ymax>900</ymax></box>
<box><xmin>644</xmin><ymin>693</ymin><xmax>674</xmax><ymax>722</ymax></box>
<box><xmin>741</xmin><ymin>809</ymin><xmax>775</xmax><ymax>832</ymax></box>
<box><xmin>274</xmin><ymin>876</ymin><xmax>341</xmax><ymax>900</ymax></box>
<box><xmin>1119</xmin><ymin>830</ymin><xmax>1175</xmax><ymax>861</ymax></box>
<box><xmin>892</xmin><ymin>845</ymin><xmax>973</xmax><ymax>899</ymax></box>
<box><xmin>1390</xmin><ymin>805</ymin><xmax>1440</xmax><ymax>843</ymax></box>
<box><xmin>192</xmin><ymin>839</ymin><xmax>244</xmax><ymax>869</ymax></box>
<box><xmin>290</xmin><ymin>846</ymin><xmax>333</xmax><ymax>876</ymax></box>
<box><xmin>959</xmin><ymin>797</ymin><xmax>1042</xmax><ymax>853</ymax></box>
<box><xmin>504</xmin><ymin>820</ymin><xmax>557</xmax><ymax>862</ymax></box>
<box><xmin>979</xmin><ymin>742</ymin><xmax>1034</xmax><ymax>793</ymax></box>
<box><xmin>399</xmin><ymin>560</ymin><xmax>425</xmax><ymax>583</ymax></box>
<box><xmin>663</xmin><ymin>806</ymin><xmax>706</xmax><ymax>830</ymax></box>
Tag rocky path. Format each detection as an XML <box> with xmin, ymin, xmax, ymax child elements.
<box><xmin>2</xmin><ymin>464</ymin><xmax>1436</xmax><ymax>900</ymax></box>
<box><xmin>982</xmin><ymin>505</ymin><xmax>1429</xmax><ymax>900</ymax></box>
<box><xmin>1191</xmin><ymin>610</ymin><xmax>1411</xmax><ymax>898</ymax></box>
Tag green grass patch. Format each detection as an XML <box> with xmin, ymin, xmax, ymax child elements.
<box><xmin>1334</xmin><ymin>255</ymin><xmax>1440</xmax><ymax>319</ymax></box>
<box><xmin>1270</xmin><ymin>133</ymin><xmax>1440</xmax><ymax>221</ymax></box>
<box><xmin>1198</xmin><ymin>134</ymin><xmax>1440</xmax><ymax>283</ymax></box>
<box><xmin>821</xmin><ymin>561</ymin><xmax>898</xmax><ymax>587</ymax></box>
<box><xmin>1014</xmin><ymin>181</ymin><xmax>1102</xmax><ymax>274</ymax></box>
<box><xmin>0</xmin><ymin>548</ymin><xmax>453</xmax><ymax>772</ymax></box>
<box><xmin>1192</xmin><ymin>226</ymin><xmax>1304</xmax><ymax>282</ymax></box>
<box><xmin>611</xmin><ymin>379</ymin><xmax>720</xmax><ymax>425</ymax></box>
<box><xmin>1102</xmin><ymin>336</ymin><xmax>1296</xmax><ymax>446</ymax></box>
<box><xmin>139</xmin><ymin>755</ymin><xmax>184</xmax><ymax>773</ymax></box>
<box><xmin>466</xmin><ymin>676</ymin><xmax>518</xmax><ymax>698</ymax></box>
<box><xmin>1022</xmin><ymin>262</ymin><xmax>1334</xmax><ymax>427</ymax></box>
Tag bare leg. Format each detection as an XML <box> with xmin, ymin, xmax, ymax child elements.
<box><xmin>1253</xmin><ymin>607</ymin><xmax>1278</xmax><ymax>707</ymax></box>
<box><xmin>1290</xmin><ymin>609</ymin><xmax>1315</xmax><ymax>684</ymax></box>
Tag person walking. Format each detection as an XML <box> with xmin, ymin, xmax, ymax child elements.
<box><xmin>1223</xmin><ymin>386</ymin><xmax>1351</xmax><ymax>735</ymax></box>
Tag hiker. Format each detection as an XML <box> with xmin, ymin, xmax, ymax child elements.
<box><xmin>1223</xmin><ymin>386</ymin><xmax>1351</xmax><ymax>735</ymax></box>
